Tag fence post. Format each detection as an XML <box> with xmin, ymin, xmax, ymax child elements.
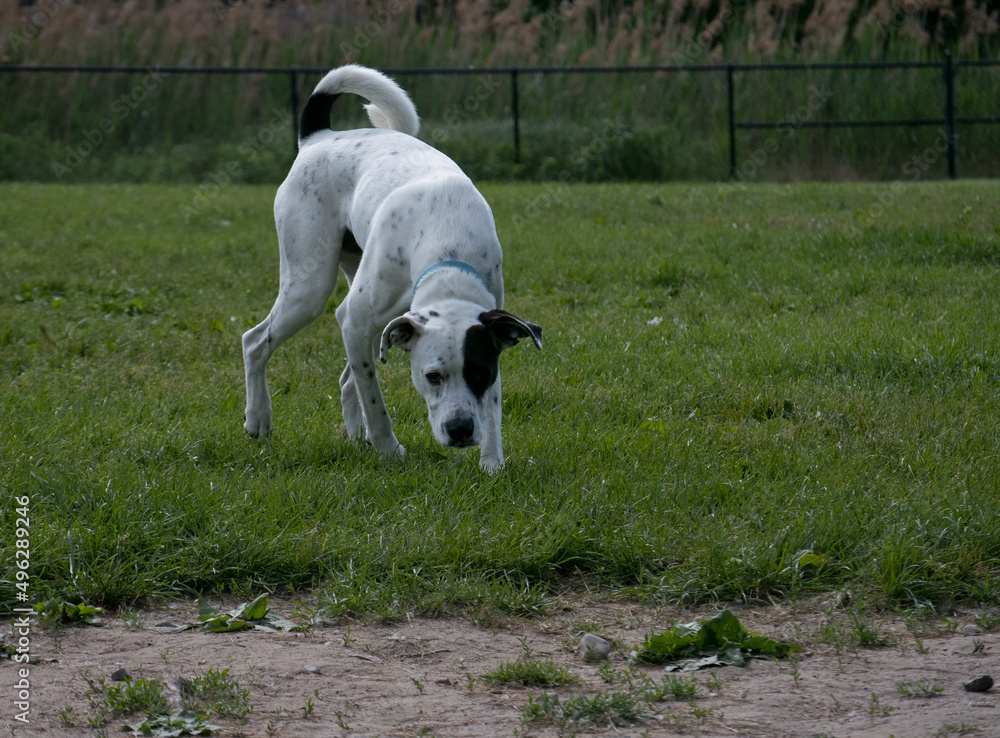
<box><xmin>289</xmin><ymin>67</ymin><xmax>300</xmax><ymax>153</ymax></box>
<box><xmin>727</xmin><ymin>64</ymin><xmax>736</xmax><ymax>179</ymax></box>
<box><xmin>510</xmin><ymin>69</ymin><xmax>521</xmax><ymax>164</ymax></box>
<box><xmin>944</xmin><ymin>50</ymin><xmax>957</xmax><ymax>179</ymax></box>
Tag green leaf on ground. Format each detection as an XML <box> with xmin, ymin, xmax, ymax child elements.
<box><xmin>124</xmin><ymin>709</ymin><xmax>220</xmax><ymax>736</ymax></box>
<box><xmin>33</xmin><ymin>598</ymin><xmax>104</xmax><ymax>627</ymax></box>
<box><xmin>633</xmin><ymin>609</ymin><xmax>801</xmax><ymax>670</ymax></box>
<box><xmin>153</xmin><ymin>594</ymin><xmax>305</xmax><ymax>634</ymax></box>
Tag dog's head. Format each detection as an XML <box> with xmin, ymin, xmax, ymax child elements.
<box><xmin>380</xmin><ymin>302</ymin><xmax>542</xmax><ymax>448</ymax></box>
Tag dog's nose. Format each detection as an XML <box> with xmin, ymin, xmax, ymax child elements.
<box><xmin>445</xmin><ymin>417</ymin><xmax>475</xmax><ymax>446</ymax></box>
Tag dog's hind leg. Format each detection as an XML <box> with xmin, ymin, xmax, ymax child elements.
<box><xmin>334</xmin><ymin>230</ymin><xmax>365</xmax><ymax>440</ymax></box>
<box><xmin>243</xmin><ymin>234</ymin><xmax>339</xmax><ymax>439</ymax></box>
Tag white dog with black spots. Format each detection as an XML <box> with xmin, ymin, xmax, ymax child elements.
<box><xmin>242</xmin><ymin>65</ymin><xmax>541</xmax><ymax>471</ymax></box>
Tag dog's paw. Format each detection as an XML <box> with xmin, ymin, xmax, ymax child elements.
<box><xmin>244</xmin><ymin>410</ymin><xmax>272</xmax><ymax>439</ymax></box>
<box><xmin>479</xmin><ymin>453</ymin><xmax>504</xmax><ymax>473</ymax></box>
<box><xmin>368</xmin><ymin>432</ymin><xmax>406</xmax><ymax>460</ymax></box>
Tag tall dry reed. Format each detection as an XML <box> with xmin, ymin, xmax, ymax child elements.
<box><xmin>1</xmin><ymin>1</ymin><xmax>997</xmax><ymax>184</ymax></box>
<box><xmin>2</xmin><ymin>0</ymin><xmax>997</xmax><ymax>69</ymax></box>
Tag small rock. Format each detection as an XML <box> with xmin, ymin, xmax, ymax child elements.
<box><xmin>303</xmin><ymin>664</ymin><xmax>321</xmax><ymax>675</ymax></box>
<box><xmin>165</xmin><ymin>677</ymin><xmax>191</xmax><ymax>711</ymax></box>
<box><xmin>963</xmin><ymin>674</ymin><xmax>994</xmax><ymax>693</ymax></box>
<box><xmin>960</xmin><ymin>623</ymin><xmax>983</xmax><ymax>636</ymax></box>
<box><xmin>109</xmin><ymin>667</ymin><xmax>130</xmax><ymax>682</ymax></box>
<box><xmin>578</xmin><ymin>633</ymin><xmax>612</xmax><ymax>662</ymax></box>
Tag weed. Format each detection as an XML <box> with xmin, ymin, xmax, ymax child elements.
<box><xmin>789</xmin><ymin>654</ymin><xmax>802</xmax><ymax>686</ymax></box>
<box><xmin>705</xmin><ymin>672</ymin><xmax>724</xmax><ymax>693</ymax></box>
<box><xmin>975</xmin><ymin>613</ymin><xmax>1000</xmax><ymax>631</ymax></box>
<box><xmin>898</xmin><ymin>679</ymin><xmax>945</xmax><ymax>698</ymax></box>
<box><xmin>303</xmin><ymin>697</ymin><xmax>314</xmax><ymax>717</ymax></box>
<box><xmin>480</xmin><ymin>659</ymin><xmax>578</xmax><ymax>688</ymax></box>
<box><xmin>561</xmin><ymin>690</ymin><xmax>648</xmax><ymax>724</ymax></box>
<box><xmin>596</xmin><ymin>660</ymin><xmax>616</xmax><ymax>684</ymax></box>
<box><xmin>688</xmin><ymin>701</ymin><xmax>714</xmax><ymax>724</ymax></box>
<box><xmin>972</xmin><ymin>639</ymin><xmax>988</xmax><ymax>654</ymax></box>
<box><xmin>818</xmin><ymin>615</ymin><xmax>848</xmax><ymax>654</ymax></box>
<box><xmin>935</xmin><ymin>723</ymin><xmax>980</xmax><ymax>737</ymax></box>
<box><xmin>334</xmin><ymin>702</ymin><xmax>351</xmax><ymax>729</ymax></box>
<box><xmin>85</xmin><ymin>676</ymin><xmax>167</xmax><ymax>726</ymax></box>
<box><xmin>411</xmin><ymin>677</ymin><xmax>426</xmax><ymax>694</ymax></box>
<box><xmin>866</xmin><ymin>693</ymin><xmax>896</xmax><ymax>721</ymax></box>
<box><xmin>34</xmin><ymin>599</ymin><xmax>103</xmax><ymax>628</ymax></box>
<box><xmin>898</xmin><ymin>679</ymin><xmax>944</xmax><ymax>697</ymax></box>
<box><xmin>517</xmin><ymin>635</ymin><xmax>535</xmax><ymax>658</ymax></box>
<box><xmin>57</xmin><ymin>706</ymin><xmax>73</xmax><ymax>726</ymax></box>
<box><xmin>639</xmin><ymin>674</ymin><xmax>698</xmax><ymax>702</ymax></box>
<box><xmin>521</xmin><ymin>691</ymin><xmax>562</xmax><ymax>724</ymax></box>
<box><xmin>182</xmin><ymin>668</ymin><xmax>252</xmax><ymax>720</ymax></box>
<box><xmin>634</xmin><ymin>610</ymin><xmax>799</xmax><ymax>666</ymax></box>
<box><xmin>829</xmin><ymin>694</ymin><xmax>844</xmax><ymax>715</ymax></box>
<box><xmin>124</xmin><ymin>712</ymin><xmax>221</xmax><ymax>736</ymax></box>
<box><xmin>120</xmin><ymin>608</ymin><xmax>143</xmax><ymax>630</ymax></box>
<box><xmin>848</xmin><ymin>608</ymin><xmax>889</xmax><ymax>648</ymax></box>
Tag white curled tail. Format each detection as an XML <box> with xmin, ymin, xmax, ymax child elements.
<box><xmin>298</xmin><ymin>64</ymin><xmax>420</xmax><ymax>145</ymax></box>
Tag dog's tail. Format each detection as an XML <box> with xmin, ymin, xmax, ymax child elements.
<box><xmin>298</xmin><ymin>64</ymin><xmax>420</xmax><ymax>145</ymax></box>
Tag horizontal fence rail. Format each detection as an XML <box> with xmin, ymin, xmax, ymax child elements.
<box><xmin>2</xmin><ymin>53</ymin><xmax>998</xmax><ymax>180</ymax></box>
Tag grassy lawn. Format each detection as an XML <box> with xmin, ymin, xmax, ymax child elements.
<box><xmin>2</xmin><ymin>180</ymin><xmax>998</xmax><ymax>616</ymax></box>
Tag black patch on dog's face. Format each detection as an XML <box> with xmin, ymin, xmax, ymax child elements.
<box><xmin>462</xmin><ymin>325</ymin><xmax>500</xmax><ymax>399</ymax></box>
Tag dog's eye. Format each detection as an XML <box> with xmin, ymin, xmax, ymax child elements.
<box><xmin>425</xmin><ymin>371</ymin><xmax>444</xmax><ymax>386</ymax></box>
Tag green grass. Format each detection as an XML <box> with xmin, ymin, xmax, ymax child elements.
<box><xmin>84</xmin><ymin>675</ymin><xmax>167</xmax><ymax>726</ymax></box>
<box><xmin>1</xmin><ymin>181</ymin><xmax>999</xmax><ymax>615</ymax></box>
<box><xmin>184</xmin><ymin>668</ymin><xmax>252</xmax><ymax>720</ymax></box>
<box><xmin>480</xmin><ymin>658</ymin><xmax>579</xmax><ymax>687</ymax></box>
<box><xmin>521</xmin><ymin>688</ymin><xmax>652</xmax><ymax>729</ymax></box>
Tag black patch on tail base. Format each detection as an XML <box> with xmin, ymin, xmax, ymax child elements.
<box><xmin>299</xmin><ymin>92</ymin><xmax>341</xmax><ymax>142</ymax></box>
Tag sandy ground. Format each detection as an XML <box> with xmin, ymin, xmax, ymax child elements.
<box><xmin>4</xmin><ymin>595</ymin><xmax>998</xmax><ymax>738</ymax></box>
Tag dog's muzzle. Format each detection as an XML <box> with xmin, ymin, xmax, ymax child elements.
<box><xmin>444</xmin><ymin>416</ymin><xmax>476</xmax><ymax>447</ymax></box>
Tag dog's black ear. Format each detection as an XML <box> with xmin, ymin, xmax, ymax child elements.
<box><xmin>479</xmin><ymin>310</ymin><xmax>542</xmax><ymax>351</ymax></box>
<box><xmin>380</xmin><ymin>312</ymin><xmax>426</xmax><ymax>362</ymax></box>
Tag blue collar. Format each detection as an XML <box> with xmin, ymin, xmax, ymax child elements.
<box><xmin>412</xmin><ymin>260</ymin><xmax>488</xmax><ymax>297</ymax></box>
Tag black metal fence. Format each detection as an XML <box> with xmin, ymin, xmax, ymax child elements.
<box><xmin>3</xmin><ymin>53</ymin><xmax>999</xmax><ymax>180</ymax></box>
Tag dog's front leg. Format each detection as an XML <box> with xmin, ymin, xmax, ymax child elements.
<box><xmin>479</xmin><ymin>374</ymin><xmax>504</xmax><ymax>472</ymax></box>
<box><xmin>338</xmin><ymin>314</ymin><xmax>405</xmax><ymax>460</ymax></box>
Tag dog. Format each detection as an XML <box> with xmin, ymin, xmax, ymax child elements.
<box><xmin>242</xmin><ymin>65</ymin><xmax>541</xmax><ymax>471</ymax></box>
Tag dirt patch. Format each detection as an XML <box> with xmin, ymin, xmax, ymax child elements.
<box><xmin>5</xmin><ymin>596</ymin><xmax>998</xmax><ymax>737</ymax></box>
